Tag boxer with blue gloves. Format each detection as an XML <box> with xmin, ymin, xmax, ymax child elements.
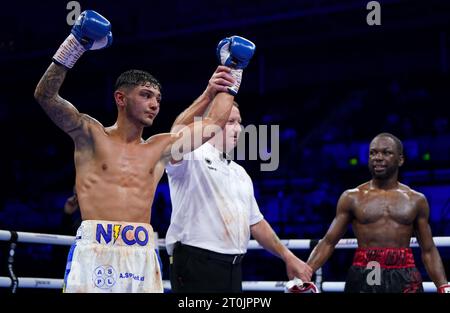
<box><xmin>216</xmin><ymin>36</ymin><xmax>255</xmax><ymax>95</ymax></box>
<box><xmin>53</xmin><ymin>10</ymin><xmax>112</xmax><ymax>69</ymax></box>
<box><xmin>34</xmin><ymin>9</ymin><xmax>254</xmax><ymax>293</ymax></box>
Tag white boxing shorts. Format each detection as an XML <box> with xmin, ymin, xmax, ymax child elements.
<box><xmin>63</xmin><ymin>220</ymin><xmax>163</xmax><ymax>293</ymax></box>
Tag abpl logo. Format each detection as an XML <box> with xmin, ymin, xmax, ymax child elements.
<box><xmin>93</xmin><ymin>265</ymin><xmax>116</xmax><ymax>289</ymax></box>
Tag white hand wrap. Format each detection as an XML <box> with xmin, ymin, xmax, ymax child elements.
<box><xmin>284</xmin><ymin>277</ymin><xmax>319</xmax><ymax>293</ymax></box>
<box><xmin>52</xmin><ymin>34</ymin><xmax>86</xmax><ymax>69</ymax></box>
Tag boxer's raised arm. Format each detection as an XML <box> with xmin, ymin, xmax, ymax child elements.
<box><xmin>164</xmin><ymin>36</ymin><xmax>255</xmax><ymax>164</ymax></box>
<box><xmin>34</xmin><ymin>10</ymin><xmax>112</xmax><ymax>137</ymax></box>
<box><xmin>34</xmin><ymin>63</ymin><xmax>85</xmax><ymax>136</ymax></box>
<box><xmin>171</xmin><ymin>66</ymin><xmax>234</xmax><ymax>131</ymax></box>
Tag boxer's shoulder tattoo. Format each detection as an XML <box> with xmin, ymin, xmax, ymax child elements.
<box><xmin>35</xmin><ymin>64</ymin><xmax>83</xmax><ymax>133</ymax></box>
<box><xmin>72</xmin><ymin>129</ymin><xmax>93</xmax><ymax>150</ymax></box>
<box><xmin>80</xmin><ymin>114</ymin><xmax>99</xmax><ymax>126</ymax></box>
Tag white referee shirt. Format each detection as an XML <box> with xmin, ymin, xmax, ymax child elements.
<box><xmin>165</xmin><ymin>142</ymin><xmax>264</xmax><ymax>255</ymax></box>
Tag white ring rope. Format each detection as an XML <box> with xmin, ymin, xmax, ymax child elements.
<box><xmin>320</xmin><ymin>282</ymin><xmax>437</xmax><ymax>292</ymax></box>
<box><xmin>0</xmin><ymin>229</ymin><xmax>448</xmax><ymax>292</ymax></box>
<box><xmin>0</xmin><ymin>230</ymin><xmax>75</xmax><ymax>246</ymax></box>
<box><xmin>0</xmin><ymin>277</ymin><xmax>439</xmax><ymax>292</ymax></box>
<box><xmin>2</xmin><ymin>230</ymin><xmax>450</xmax><ymax>249</ymax></box>
<box><xmin>0</xmin><ymin>277</ymin><xmax>64</xmax><ymax>289</ymax></box>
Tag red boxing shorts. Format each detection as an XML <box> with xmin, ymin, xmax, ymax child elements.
<box><xmin>344</xmin><ymin>247</ymin><xmax>423</xmax><ymax>293</ymax></box>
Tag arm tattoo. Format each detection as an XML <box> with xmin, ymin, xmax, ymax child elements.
<box><xmin>34</xmin><ymin>63</ymin><xmax>82</xmax><ymax>133</ymax></box>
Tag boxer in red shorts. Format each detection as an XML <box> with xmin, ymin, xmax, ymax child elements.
<box><xmin>306</xmin><ymin>133</ymin><xmax>449</xmax><ymax>293</ymax></box>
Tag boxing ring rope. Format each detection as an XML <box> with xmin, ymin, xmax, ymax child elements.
<box><xmin>0</xmin><ymin>229</ymin><xmax>449</xmax><ymax>292</ymax></box>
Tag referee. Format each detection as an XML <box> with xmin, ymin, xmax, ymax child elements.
<box><xmin>165</xmin><ymin>102</ymin><xmax>313</xmax><ymax>292</ymax></box>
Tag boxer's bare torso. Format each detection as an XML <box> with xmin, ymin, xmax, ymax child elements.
<box><xmin>74</xmin><ymin>119</ymin><xmax>173</xmax><ymax>223</ymax></box>
<box><xmin>35</xmin><ymin>63</ymin><xmax>174</xmax><ymax>224</ymax></box>
<box><xmin>343</xmin><ymin>181</ymin><xmax>424</xmax><ymax>248</ymax></box>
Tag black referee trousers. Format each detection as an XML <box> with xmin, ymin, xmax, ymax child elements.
<box><xmin>169</xmin><ymin>242</ymin><xmax>245</xmax><ymax>293</ymax></box>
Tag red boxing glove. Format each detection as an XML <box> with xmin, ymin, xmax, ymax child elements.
<box><xmin>285</xmin><ymin>277</ymin><xmax>319</xmax><ymax>293</ymax></box>
<box><xmin>437</xmin><ymin>284</ymin><xmax>450</xmax><ymax>293</ymax></box>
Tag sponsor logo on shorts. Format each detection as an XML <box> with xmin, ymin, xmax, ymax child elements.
<box><xmin>96</xmin><ymin>223</ymin><xmax>149</xmax><ymax>246</ymax></box>
<box><xmin>119</xmin><ymin>272</ymin><xmax>145</xmax><ymax>282</ymax></box>
<box><xmin>113</xmin><ymin>224</ymin><xmax>121</xmax><ymax>244</ymax></box>
<box><xmin>93</xmin><ymin>265</ymin><xmax>117</xmax><ymax>289</ymax></box>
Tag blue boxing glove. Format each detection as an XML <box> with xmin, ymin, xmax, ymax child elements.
<box><xmin>53</xmin><ymin>10</ymin><xmax>113</xmax><ymax>69</ymax></box>
<box><xmin>216</xmin><ymin>36</ymin><xmax>255</xmax><ymax>95</ymax></box>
